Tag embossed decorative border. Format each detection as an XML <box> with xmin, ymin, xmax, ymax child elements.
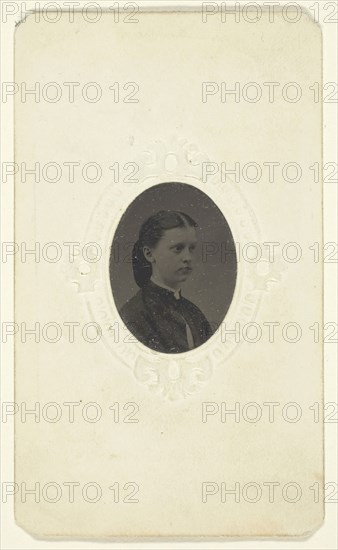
<box><xmin>63</xmin><ymin>138</ymin><xmax>285</xmax><ymax>400</ymax></box>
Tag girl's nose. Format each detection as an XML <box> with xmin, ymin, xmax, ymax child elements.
<box><xmin>182</xmin><ymin>248</ymin><xmax>192</xmax><ymax>262</ymax></box>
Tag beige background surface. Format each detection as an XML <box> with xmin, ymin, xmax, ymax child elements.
<box><xmin>12</xmin><ymin>6</ymin><xmax>325</xmax><ymax>540</ymax></box>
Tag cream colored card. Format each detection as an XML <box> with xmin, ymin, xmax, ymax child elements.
<box><xmin>14</xmin><ymin>8</ymin><xmax>323</xmax><ymax>538</ymax></box>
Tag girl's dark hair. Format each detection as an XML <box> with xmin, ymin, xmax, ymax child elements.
<box><xmin>132</xmin><ymin>210</ymin><xmax>197</xmax><ymax>288</ymax></box>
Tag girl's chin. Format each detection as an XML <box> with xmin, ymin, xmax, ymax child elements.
<box><xmin>176</xmin><ymin>271</ymin><xmax>192</xmax><ymax>281</ymax></box>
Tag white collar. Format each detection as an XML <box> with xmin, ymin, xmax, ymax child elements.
<box><xmin>150</xmin><ymin>276</ymin><xmax>181</xmax><ymax>300</ymax></box>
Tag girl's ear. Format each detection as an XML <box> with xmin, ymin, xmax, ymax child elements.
<box><xmin>143</xmin><ymin>246</ymin><xmax>154</xmax><ymax>263</ymax></box>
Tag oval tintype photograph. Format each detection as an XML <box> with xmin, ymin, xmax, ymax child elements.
<box><xmin>110</xmin><ymin>182</ymin><xmax>237</xmax><ymax>354</ymax></box>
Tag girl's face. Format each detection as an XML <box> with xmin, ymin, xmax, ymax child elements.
<box><xmin>143</xmin><ymin>226</ymin><xmax>197</xmax><ymax>289</ymax></box>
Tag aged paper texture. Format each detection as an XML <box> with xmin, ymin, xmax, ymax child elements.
<box><xmin>14</xmin><ymin>8</ymin><xmax>323</xmax><ymax>538</ymax></box>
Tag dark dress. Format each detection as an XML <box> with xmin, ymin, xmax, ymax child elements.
<box><xmin>119</xmin><ymin>280</ymin><xmax>213</xmax><ymax>354</ymax></box>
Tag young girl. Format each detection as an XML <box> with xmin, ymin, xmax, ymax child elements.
<box><xmin>119</xmin><ymin>210</ymin><xmax>213</xmax><ymax>354</ymax></box>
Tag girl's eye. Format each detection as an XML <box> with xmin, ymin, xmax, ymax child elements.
<box><xmin>174</xmin><ymin>246</ymin><xmax>183</xmax><ymax>253</ymax></box>
<box><xmin>189</xmin><ymin>245</ymin><xmax>196</xmax><ymax>253</ymax></box>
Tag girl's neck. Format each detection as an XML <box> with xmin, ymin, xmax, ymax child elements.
<box><xmin>150</xmin><ymin>274</ymin><xmax>180</xmax><ymax>292</ymax></box>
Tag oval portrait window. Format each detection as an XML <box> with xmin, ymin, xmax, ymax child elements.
<box><xmin>110</xmin><ymin>182</ymin><xmax>237</xmax><ymax>354</ymax></box>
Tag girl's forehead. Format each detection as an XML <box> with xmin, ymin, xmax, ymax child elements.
<box><xmin>161</xmin><ymin>226</ymin><xmax>197</xmax><ymax>242</ymax></box>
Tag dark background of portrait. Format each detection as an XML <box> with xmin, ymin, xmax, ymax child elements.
<box><xmin>109</xmin><ymin>182</ymin><xmax>237</xmax><ymax>330</ymax></box>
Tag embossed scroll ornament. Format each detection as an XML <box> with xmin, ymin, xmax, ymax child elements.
<box><xmin>63</xmin><ymin>139</ymin><xmax>285</xmax><ymax>400</ymax></box>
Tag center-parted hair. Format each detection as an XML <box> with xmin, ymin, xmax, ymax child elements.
<box><xmin>132</xmin><ymin>210</ymin><xmax>197</xmax><ymax>288</ymax></box>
